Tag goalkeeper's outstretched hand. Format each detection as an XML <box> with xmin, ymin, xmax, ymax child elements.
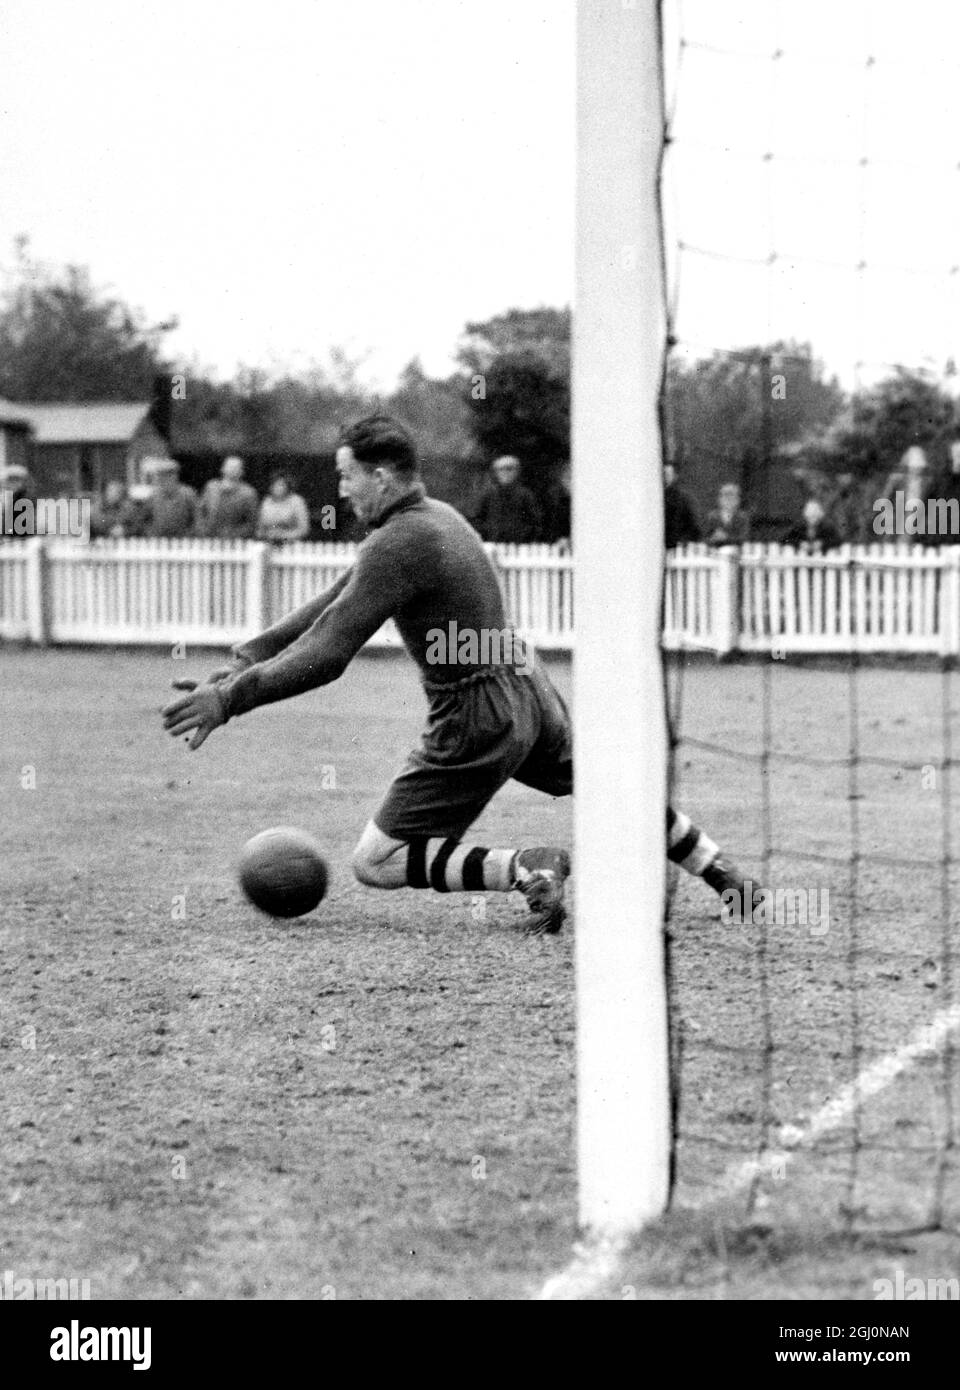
<box><xmin>161</xmin><ymin>683</ymin><xmax>228</xmax><ymax>750</ymax></box>
<box><xmin>170</xmin><ymin>654</ymin><xmax>249</xmax><ymax>694</ymax></box>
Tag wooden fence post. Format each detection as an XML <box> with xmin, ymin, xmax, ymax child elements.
<box><xmin>714</xmin><ymin>545</ymin><xmax>740</xmax><ymax>656</ymax></box>
<box><xmin>245</xmin><ymin>542</ymin><xmax>270</xmax><ymax>636</ymax></box>
<box><xmin>940</xmin><ymin>546</ymin><xmax>960</xmax><ymax>659</ymax></box>
<box><xmin>25</xmin><ymin>537</ymin><xmax>49</xmax><ymax>645</ymax></box>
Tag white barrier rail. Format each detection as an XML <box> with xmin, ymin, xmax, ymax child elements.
<box><xmin>662</xmin><ymin>542</ymin><xmax>960</xmax><ymax>657</ymax></box>
<box><xmin>44</xmin><ymin>536</ymin><xmax>255</xmax><ymax>646</ymax></box>
<box><xmin>0</xmin><ymin>541</ymin><xmax>38</xmax><ymax>641</ymax></box>
<box><xmin>738</xmin><ymin>542</ymin><xmax>959</xmax><ymax>656</ymax></box>
<box><xmin>1</xmin><ymin>537</ymin><xmax>958</xmax><ymax>656</ymax></box>
<box><xmin>0</xmin><ymin>538</ymin><xmax>576</xmax><ymax>651</ymax></box>
<box><xmin>662</xmin><ymin>544</ymin><xmax>738</xmax><ymax>655</ymax></box>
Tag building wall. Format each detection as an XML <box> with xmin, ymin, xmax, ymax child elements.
<box><xmin>30</xmin><ymin>437</ymin><xmax>158</xmax><ymax>495</ymax></box>
<box><xmin>128</xmin><ymin>420</ymin><xmax>169</xmax><ymax>481</ymax></box>
<box><xmin>30</xmin><ymin>444</ymin><xmax>82</xmax><ymax>495</ymax></box>
<box><xmin>0</xmin><ymin>424</ymin><xmax>31</xmax><ymax>477</ymax></box>
<box><xmin>82</xmin><ymin>444</ymin><xmax>127</xmax><ymax>491</ymax></box>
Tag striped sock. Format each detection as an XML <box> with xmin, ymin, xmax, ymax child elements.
<box><xmin>666</xmin><ymin>807</ymin><xmax>719</xmax><ymax>876</ymax></box>
<box><xmin>405</xmin><ymin>838</ymin><xmax>517</xmax><ymax>893</ymax></box>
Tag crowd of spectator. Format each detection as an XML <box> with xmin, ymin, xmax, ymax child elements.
<box><xmin>86</xmin><ymin>456</ymin><xmax>312</xmax><ymax>543</ymax></box>
<box><xmin>79</xmin><ymin>451</ymin><xmax>572</xmax><ymax>546</ymax></box>
<box><xmin>663</xmin><ymin>465</ymin><xmax>921</xmax><ymax>554</ymax></box>
<box><xmin>19</xmin><ymin>441</ymin><xmax>958</xmax><ymax>553</ymax></box>
<box><xmin>3</xmin><ymin>448</ymin><xmax>574</xmax><ymax>546</ymax></box>
<box><xmin>475</xmin><ymin>447</ymin><xmax>960</xmax><ymax>552</ymax></box>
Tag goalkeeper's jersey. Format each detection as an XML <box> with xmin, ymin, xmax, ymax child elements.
<box><xmin>221</xmin><ymin>485</ymin><xmax>522</xmax><ymax>719</ymax></box>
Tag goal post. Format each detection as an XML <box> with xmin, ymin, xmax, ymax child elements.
<box><xmin>573</xmin><ymin>0</ymin><xmax>671</xmax><ymax>1235</ymax></box>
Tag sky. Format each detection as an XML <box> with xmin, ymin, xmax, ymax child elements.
<box><xmin>664</xmin><ymin>0</ymin><xmax>960</xmax><ymax>385</ymax></box>
<box><xmin>0</xmin><ymin>0</ymin><xmax>958</xmax><ymax>389</ymax></box>
<box><xmin>0</xmin><ymin>0</ymin><xmax>575</xmax><ymax>386</ymax></box>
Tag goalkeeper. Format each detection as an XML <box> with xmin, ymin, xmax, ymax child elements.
<box><xmin>162</xmin><ymin>415</ymin><xmax>752</xmax><ymax>933</ymax></box>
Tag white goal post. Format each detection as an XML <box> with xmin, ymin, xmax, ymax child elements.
<box><xmin>573</xmin><ymin>0</ymin><xmax>671</xmax><ymax>1234</ymax></box>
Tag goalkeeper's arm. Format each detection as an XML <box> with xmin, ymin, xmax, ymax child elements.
<box><xmin>173</xmin><ymin>570</ymin><xmax>354</xmax><ymax>690</ymax></box>
<box><xmin>218</xmin><ymin>566</ymin><xmax>393</xmax><ymax>717</ymax></box>
<box><xmin>161</xmin><ymin>584</ymin><xmax>374</xmax><ymax>751</ymax></box>
<box><xmin>232</xmin><ymin>569</ymin><xmax>352</xmax><ymax>665</ymax></box>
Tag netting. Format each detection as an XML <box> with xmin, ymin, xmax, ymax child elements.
<box><xmin>660</xmin><ymin>0</ymin><xmax>960</xmax><ymax>1235</ymax></box>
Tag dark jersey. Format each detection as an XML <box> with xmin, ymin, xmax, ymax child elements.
<box><xmin>473</xmin><ymin>480</ymin><xmax>542</xmax><ymax>543</ymax></box>
<box><xmin>221</xmin><ymin>485</ymin><xmax>515</xmax><ymax>718</ymax></box>
<box><xmin>148</xmin><ymin>483</ymin><xmax>197</xmax><ymax>538</ymax></box>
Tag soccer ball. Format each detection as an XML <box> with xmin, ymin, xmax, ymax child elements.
<box><xmin>238</xmin><ymin>826</ymin><xmax>329</xmax><ymax>919</ymax></box>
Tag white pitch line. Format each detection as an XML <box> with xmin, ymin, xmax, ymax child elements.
<box><xmin>537</xmin><ymin>1003</ymin><xmax>960</xmax><ymax>1299</ymax></box>
<box><xmin>703</xmin><ymin>1001</ymin><xmax>960</xmax><ymax>1204</ymax></box>
<box><xmin>536</xmin><ymin>1234</ymin><xmax>628</xmax><ymax>1301</ymax></box>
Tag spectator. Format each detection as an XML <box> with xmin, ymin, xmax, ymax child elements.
<box><xmin>879</xmin><ymin>445</ymin><xmax>930</xmax><ymax>543</ymax></box>
<box><xmin>144</xmin><ymin>457</ymin><xmax>198</xmax><ymax>538</ymax></box>
<box><xmin>0</xmin><ymin>464</ymin><xmax>36</xmax><ymax>541</ymax></box>
<box><xmin>124</xmin><ymin>483</ymin><xmax>153</xmax><ymax>537</ymax></box>
<box><xmin>705</xmin><ymin>482</ymin><xmax>750</xmax><ymax>546</ymax></box>
<box><xmin>91</xmin><ymin>479</ymin><xmax>139</xmax><ymax>538</ymax></box>
<box><xmin>881</xmin><ymin>445</ymin><xmax>929</xmax><ymax>510</ymax></box>
<box><xmin>781</xmin><ymin>497</ymin><xmax>843</xmax><ymax>553</ymax></box>
<box><xmin>257</xmin><ymin>473</ymin><xmax>310</xmax><ymax>543</ymax></box>
<box><xmin>829</xmin><ymin>472</ymin><xmax>867</xmax><ymax>546</ymax></box>
<box><xmin>1</xmin><ymin>462</ymin><xmax>37</xmax><ymax>509</ymax></box>
<box><xmin>472</xmin><ymin>455</ymin><xmax>542</xmax><ymax>543</ymax></box>
<box><xmin>664</xmin><ymin>462</ymin><xmax>701</xmax><ymax>549</ymax></box>
<box><xmin>917</xmin><ymin>442</ymin><xmax>960</xmax><ymax>546</ymax></box>
<box><xmin>199</xmin><ymin>455</ymin><xmax>259</xmax><ymax>539</ymax></box>
<box><xmin>541</xmin><ymin>463</ymin><xmax>572</xmax><ymax>547</ymax></box>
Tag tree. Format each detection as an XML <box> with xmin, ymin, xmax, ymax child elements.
<box><xmin>456</xmin><ymin>307</ymin><xmax>570</xmax><ymax>483</ymax></box>
<box><xmin>170</xmin><ymin>351</ymin><xmax>375</xmax><ymax>455</ymax></box>
<box><xmin>666</xmin><ymin>341</ymin><xmax>847</xmax><ymax>531</ymax></box>
<box><xmin>388</xmin><ymin>359</ymin><xmax>475</xmax><ymax>459</ymax></box>
<box><xmin>386</xmin><ymin>358</ymin><xmax>480</xmax><ymax>511</ymax></box>
<box><xmin>0</xmin><ymin>239</ymin><xmax>174</xmax><ymax>401</ymax></box>
<box><xmin>666</xmin><ymin>341</ymin><xmax>846</xmax><ymax>478</ymax></box>
<box><xmin>797</xmin><ymin>368</ymin><xmax>959</xmax><ymax>479</ymax></box>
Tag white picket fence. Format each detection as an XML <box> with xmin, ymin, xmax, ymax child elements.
<box><xmin>738</xmin><ymin>542</ymin><xmax>958</xmax><ymax>655</ymax></box>
<box><xmin>1</xmin><ymin>536</ymin><xmax>958</xmax><ymax>656</ymax></box>
<box><xmin>0</xmin><ymin>537</ymin><xmax>575</xmax><ymax>651</ymax></box>
<box><xmin>661</xmin><ymin>542</ymin><xmax>960</xmax><ymax>656</ymax></box>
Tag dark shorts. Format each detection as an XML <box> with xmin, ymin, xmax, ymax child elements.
<box><xmin>374</xmin><ymin>662</ymin><xmax>573</xmax><ymax>841</ymax></box>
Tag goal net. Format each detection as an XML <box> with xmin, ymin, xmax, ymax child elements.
<box><xmin>661</xmin><ymin>0</ymin><xmax>960</xmax><ymax>1236</ymax></box>
<box><xmin>574</xmin><ymin>0</ymin><xmax>960</xmax><ymax>1243</ymax></box>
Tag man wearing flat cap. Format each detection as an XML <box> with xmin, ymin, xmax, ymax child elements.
<box><xmin>143</xmin><ymin>457</ymin><xmax>198</xmax><ymax>538</ymax></box>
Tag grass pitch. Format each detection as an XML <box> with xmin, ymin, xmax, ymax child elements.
<box><xmin>1</xmin><ymin>648</ymin><xmax>957</xmax><ymax>1299</ymax></box>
